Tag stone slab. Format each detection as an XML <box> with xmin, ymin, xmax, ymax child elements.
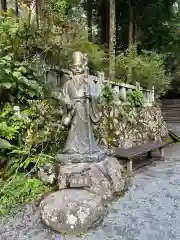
<box><xmin>56</xmin><ymin>151</ymin><xmax>105</xmax><ymax>165</ymax></box>
<box><xmin>58</xmin><ymin>163</ymin><xmax>92</xmax><ymax>190</ymax></box>
<box><xmin>69</xmin><ymin>174</ymin><xmax>92</xmax><ymax>188</ymax></box>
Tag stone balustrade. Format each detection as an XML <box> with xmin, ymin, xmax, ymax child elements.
<box><xmin>46</xmin><ymin>68</ymin><xmax>155</xmax><ymax>107</ymax></box>
<box><xmin>95</xmin><ymin>72</ymin><xmax>155</xmax><ymax>106</ymax></box>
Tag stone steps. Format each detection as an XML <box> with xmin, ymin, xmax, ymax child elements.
<box><xmin>161</xmin><ymin>99</ymin><xmax>180</xmax><ymax>123</ymax></box>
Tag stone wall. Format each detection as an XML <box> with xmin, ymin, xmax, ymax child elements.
<box><xmin>95</xmin><ymin>104</ymin><xmax>168</xmax><ymax>150</ymax></box>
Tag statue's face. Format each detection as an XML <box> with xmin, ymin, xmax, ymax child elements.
<box><xmin>72</xmin><ymin>64</ymin><xmax>83</xmax><ymax>75</ymax></box>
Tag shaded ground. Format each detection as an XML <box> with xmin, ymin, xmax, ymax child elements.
<box><xmin>1</xmin><ymin>143</ymin><xmax>180</xmax><ymax>240</ymax></box>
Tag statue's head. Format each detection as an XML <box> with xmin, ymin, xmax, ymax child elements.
<box><xmin>71</xmin><ymin>51</ymin><xmax>84</xmax><ymax>75</ymax></box>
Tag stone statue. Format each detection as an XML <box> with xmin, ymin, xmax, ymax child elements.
<box><xmin>56</xmin><ymin>51</ymin><xmax>105</xmax><ymax>165</ymax></box>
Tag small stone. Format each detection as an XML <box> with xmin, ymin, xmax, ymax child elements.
<box><xmin>38</xmin><ymin>163</ymin><xmax>57</xmax><ymax>185</ymax></box>
<box><xmin>40</xmin><ymin>189</ymin><xmax>105</xmax><ymax>234</ymax></box>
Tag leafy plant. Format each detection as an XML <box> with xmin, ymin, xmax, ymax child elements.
<box><xmin>0</xmin><ymin>138</ymin><xmax>13</xmax><ymax>150</ymax></box>
<box><xmin>0</xmin><ymin>53</ymin><xmax>44</xmax><ymax>104</ymax></box>
<box><xmin>101</xmin><ymin>84</ymin><xmax>114</xmax><ymax>104</ymax></box>
<box><xmin>0</xmin><ymin>174</ymin><xmax>51</xmax><ymax>214</ymax></box>
<box><xmin>127</xmin><ymin>89</ymin><xmax>144</xmax><ymax>107</ymax></box>
<box><xmin>0</xmin><ymin>100</ymin><xmax>65</xmax><ymax>178</ymax></box>
<box><xmin>116</xmin><ymin>48</ymin><xmax>171</xmax><ymax>97</ymax></box>
<box><xmin>73</xmin><ymin>40</ymin><xmax>108</xmax><ymax>73</ymax></box>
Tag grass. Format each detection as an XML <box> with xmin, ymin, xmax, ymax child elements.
<box><xmin>0</xmin><ymin>173</ymin><xmax>52</xmax><ymax>215</ymax></box>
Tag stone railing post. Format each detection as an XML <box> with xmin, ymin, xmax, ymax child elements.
<box><xmin>119</xmin><ymin>87</ymin><xmax>127</xmax><ymax>102</ymax></box>
<box><xmin>112</xmin><ymin>85</ymin><xmax>120</xmax><ymax>100</ymax></box>
<box><xmin>151</xmin><ymin>86</ymin><xmax>155</xmax><ymax>103</ymax></box>
<box><xmin>97</xmin><ymin>71</ymin><xmax>105</xmax><ymax>90</ymax></box>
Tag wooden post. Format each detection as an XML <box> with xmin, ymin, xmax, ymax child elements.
<box><xmin>127</xmin><ymin>159</ymin><xmax>132</xmax><ymax>177</ymax></box>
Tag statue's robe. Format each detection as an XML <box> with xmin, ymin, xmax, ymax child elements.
<box><xmin>61</xmin><ymin>74</ymin><xmax>102</xmax><ymax>155</ymax></box>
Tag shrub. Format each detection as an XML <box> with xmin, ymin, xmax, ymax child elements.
<box><xmin>73</xmin><ymin>40</ymin><xmax>108</xmax><ymax>73</ymax></box>
<box><xmin>127</xmin><ymin>89</ymin><xmax>144</xmax><ymax>107</ymax></box>
<box><xmin>116</xmin><ymin>48</ymin><xmax>171</xmax><ymax>98</ymax></box>
<box><xmin>0</xmin><ymin>100</ymin><xmax>66</xmax><ymax>178</ymax></box>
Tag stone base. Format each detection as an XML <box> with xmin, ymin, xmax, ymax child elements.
<box><xmin>40</xmin><ymin>189</ymin><xmax>105</xmax><ymax>234</ymax></box>
<box><xmin>56</xmin><ymin>151</ymin><xmax>105</xmax><ymax>165</ymax></box>
<box><xmin>40</xmin><ymin>157</ymin><xmax>126</xmax><ymax>234</ymax></box>
<box><xmin>58</xmin><ymin>156</ymin><xmax>125</xmax><ymax>202</ymax></box>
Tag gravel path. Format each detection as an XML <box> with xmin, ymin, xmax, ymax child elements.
<box><xmin>1</xmin><ymin>143</ymin><xmax>180</xmax><ymax>240</ymax></box>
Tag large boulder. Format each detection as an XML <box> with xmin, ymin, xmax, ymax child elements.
<box><xmin>100</xmin><ymin>156</ymin><xmax>125</xmax><ymax>194</ymax></box>
<box><xmin>40</xmin><ymin>189</ymin><xmax>105</xmax><ymax>234</ymax></box>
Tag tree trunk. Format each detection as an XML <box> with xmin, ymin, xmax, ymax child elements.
<box><xmin>128</xmin><ymin>3</ymin><xmax>133</xmax><ymax>49</ymax></box>
<box><xmin>36</xmin><ymin>0</ymin><xmax>39</xmax><ymax>27</ymax></box>
<box><xmin>133</xmin><ymin>8</ymin><xmax>138</xmax><ymax>56</ymax></box>
<box><xmin>106</xmin><ymin>0</ymin><xmax>110</xmax><ymax>47</ymax></box>
<box><xmin>127</xmin><ymin>2</ymin><xmax>133</xmax><ymax>82</ymax></box>
<box><xmin>109</xmin><ymin>0</ymin><xmax>116</xmax><ymax>81</ymax></box>
<box><xmin>37</xmin><ymin>0</ymin><xmax>44</xmax><ymax>27</ymax></box>
<box><xmin>100</xmin><ymin>0</ymin><xmax>109</xmax><ymax>45</ymax></box>
<box><xmin>1</xmin><ymin>0</ymin><xmax>7</xmax><ymax>13</ymax></box>
<box><xmin>100</xmin><ymin>0</ymin><xmax>106</xmax><ymax>44</ymax></box>
<box><xmin>87</xmin><ymin>0</ymin><xmax>92</xmax><ymax>42</ymax></box>
<box><xmin>15</xmin><ymin>0</ymin><xmax>19</xmax><ymax>18</ymax></box>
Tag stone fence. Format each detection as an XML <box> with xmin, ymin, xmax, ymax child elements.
<box><xmin>95</xmin><ymin>72</ymin><xmax>155</xmax><ymax>107</ymax></box>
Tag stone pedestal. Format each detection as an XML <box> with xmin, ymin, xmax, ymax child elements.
<box><xmin>40</xmin><ymin>157</ymin><xmax>125</xmax><ymax>234</ymax></box>
<box><xmin>56</xmin><ymin>150</ymin><xmax>105</xmax><ymax>165</ymax></box>
<box><xmin>58</xmin><ymin>156</ymin><xmax>125</xmax><ymax>201</ymax></box>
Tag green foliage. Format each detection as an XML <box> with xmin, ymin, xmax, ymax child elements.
<box><xmin>0</xmin><ymin>174</ymin><xmax>51</xmax><ymax>214</ymax></box>
<box><xmin>101</xmin><ymin>84</ymin><xmax>114</xmax><ymax>104</ymax></box>
<box><xmin>73</xmin><ymin>40</ymin><xmax>108</xmax><ymax>73</ymax></box>
<box><xmin>0</xmin><ymin>53</ymin><xmax>44</xmax><ymax>102</ymax></box>
<box><xmin>0</xmin><ymin>138</ymin><xmax>13</xmax><ymax>150</ymax></box>
<box><xmin>0</xmin><ymin>100</ymin><xmax>66</xmax><ymax>178</ymax></box>
<box><xmin>116</xmin><ymin>48</ymin><xmax>171</xmax><ymax>97</ymax></box>
<box><xmin>127</xmin><ymin>89</ymin><xmax>144</xmax><ymax>108</ymax></box>
<box><xmin>50</xmin><ymin>0</ymin><xmax>68</xmax><ymax>13</ymax></box>
<box><xmin>96</xmin><ymin>86</ymin><xmax>117</xmax><ymax>147</ymax></box>
<box><xmin>0</xmin><ymin>14</ymin><xmax>46</xmax><ymax>104</ymax></box>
